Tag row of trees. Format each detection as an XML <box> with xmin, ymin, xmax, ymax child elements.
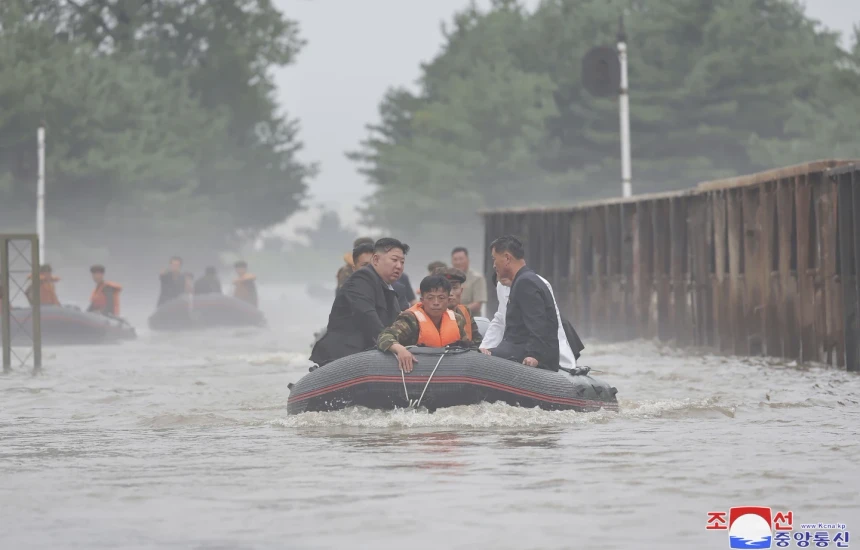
<box><xmin>351</xmin><ymin>0</ymin><xmax>860</xmax><ymax>247</ymax></box>
<box><xmin>0</xmin><ymin>0</ymin><xmax>312</xmax><ymax>259</ymax></box>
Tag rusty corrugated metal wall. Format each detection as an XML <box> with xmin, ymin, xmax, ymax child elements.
<box><xmin>482</xmin><ymin>160</ymin><xmax>860</xmax><ymax>371</ymax></box>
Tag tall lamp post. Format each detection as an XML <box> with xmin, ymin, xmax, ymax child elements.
<box><xmin>617</xmin><ymin>15</ymin><xmax>632</xmax><ymax>198</ymax></box>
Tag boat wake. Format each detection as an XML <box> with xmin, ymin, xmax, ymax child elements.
<box><xmin>270</xmin><ymin>396</ymin><xmax>736</xmax><ymax>429</ymax></box>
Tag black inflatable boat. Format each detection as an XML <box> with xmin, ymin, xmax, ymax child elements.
<box><xmin>148</xmin><ymin>293</ymin><xmax>266</xmax><ymax>331</ymax></box>
<box><xmin>287</xmin><ymin>347</ymin><xmax>618</xmax><ymax>414</ymax></box>
<box><xmin>1</xmin><ymin>305</ymin><xmax>136</xmax><ymax>345</ymax></box>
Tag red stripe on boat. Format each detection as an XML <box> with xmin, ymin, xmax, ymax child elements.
<box><xmin>289</xmin><ymin>374</ymin><xmax>617</xmax><ymax>410</ymax></box>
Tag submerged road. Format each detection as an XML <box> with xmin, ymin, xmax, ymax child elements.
<box><xmin>1</xmin><ymin>284</ymin><xmax>858</xmax><ymax>549</ymax></box>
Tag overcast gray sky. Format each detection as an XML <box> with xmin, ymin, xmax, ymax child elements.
<box><xmin>273</xmin><ymin>0</ymin><xmax>858</xmax><ymax>234</ymax></box>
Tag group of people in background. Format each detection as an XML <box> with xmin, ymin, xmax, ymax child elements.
<box><xmin>16</xmin><ymin>263</ymin><xmax>122</xmax><ymax>317</ymax></box>
<box><xmin>156</xmin><ymin>256</ymin><xmax>258</xmax><ymax>309</ymax></box>
<box><xmin>2</xmin><ymin>256</ymin><xmax>259</xmax><ymax>319</ymax></box>
<box><xmin>312</xmin><ymin>235</ymin><xmax>583</xmax><ymax>373</ymax></box>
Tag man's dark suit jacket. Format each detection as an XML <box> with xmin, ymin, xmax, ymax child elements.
<box><xmin>310</xmin><ymin>265</ymin><xmax>401</xmax><ymax>366</ymax></box>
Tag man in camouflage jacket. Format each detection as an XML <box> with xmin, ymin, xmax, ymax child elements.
<box><xmin>433</xmin><ymin>267</ymin><xmax>483</xmax><ymax>348</ymax></box>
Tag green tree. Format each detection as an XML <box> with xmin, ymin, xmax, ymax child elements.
<box><xmin>352</xmin><ymin>0</ymin><xmax>857</xmax><ymax>242</ymax></box>
<box><xmin>0</xmin><ymin>0</ymin><xmax>312</xmax><ymax>253</ymax></box>
<box><xmin>351</xmin><ymin>2</ymin><xmax>568</xmax><ymax>246</ymax></box>
<box><xmin>0</xmin><ymin>6</ymin><xmax>224</xmax><ymax>233</ymax></box>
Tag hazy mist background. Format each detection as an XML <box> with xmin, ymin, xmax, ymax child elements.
<box><xmin>273</xmin><ymin>0</ymin><xmax>858</xmax><ymax>236</ymax></box>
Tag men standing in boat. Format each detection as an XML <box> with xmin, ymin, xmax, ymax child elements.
<box><xmin>157</xmin><ymin>256</ymin><xmax>186</xmax><ymax>306</ymax></box>
<box><xmin>337</xmin><ymin>237</ymin><xmax>375</xmax><ymax>290</ymax></box>
<box><xmin>451</xmin><ymin>247</ymin><xmax>487</xmax><ymax>316</ymax></box>
<box><xmin>194</xmin><ymin>266</ymin><xmax>223</xmax><ymax>295</ymax></box>
<box><xmin>482</xmin><ymin>235</ymin><xmax>559</xmax><ymax>371</ymax></box>
<box><xmin>87</xmin><ymin>265</ymin><xmax>122</xmax><ymax>316</ymax></box>
<box><xmin>377</xmin><ymin>275</ymin><xmax>470</xmax><ymax>373</ymax></box>
<box><xmin>233</xmin><ymin>261</ymin><xmax>258</xmax><ymax>308</ymax></box>
<box><xmin>26</xmin><ymin>264</ymin><xmax>61</xmax><ymax>306</ymax></box>
<box><xmin>433</xmin><ymin>267</ymin><xmax>482</xmax><ymax>348</ymax></box>
<box><xmin>311</xmin><ymin>238</ymin><xmax>408</xmax><ymax>367</ymax></box>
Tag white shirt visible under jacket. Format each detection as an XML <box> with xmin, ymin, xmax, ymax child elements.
<box><xmin>482</xmin><ymin>277</ymin><xmax>576</xmax><ymax>368</ymax></box>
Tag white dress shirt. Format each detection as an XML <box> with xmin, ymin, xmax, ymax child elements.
<box><xmin>481</xmin><ymin>277</ymin><xmax>576</xmax><ymax>368</ymax></box>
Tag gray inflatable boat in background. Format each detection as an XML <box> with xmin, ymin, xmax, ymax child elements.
<box><xmin>1</xmin><ymin>305</ymin><xmax>136</xmax><ymax>345</ymax></box>
<box><xmin>148</xmin><ymin>293</ymin><xmax>266</xmax><ymax>331</ymax></box>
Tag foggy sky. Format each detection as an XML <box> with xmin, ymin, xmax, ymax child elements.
<box><xmin>273</xmin><ymin>0</ymin><xmax>858</xmax><ymax>235</ymax></box>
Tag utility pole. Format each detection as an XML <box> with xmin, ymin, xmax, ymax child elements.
<box><xmin>37</xmin><ymin>125</ymin><xmax>46</xmax><ymax>262</ymax></box>
<box><xmin>617</xmin><ymin>15</ymin><xmax>632</xmax><ymax>198</ymax></box>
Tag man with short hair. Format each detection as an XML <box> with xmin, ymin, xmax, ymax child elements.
<box><xmin>378</xmin><ymin>275</ymin><xmax>470</xmax><ymax>372</ymax></box>
<box><xmin>194</xmin><ymin>266</ymin><xmax>223</xmax><ymax>295</ymax></box>
<box><xmin>451</xmin><ymin>246</ymin><xmax>486</xmax><ymax>316</ymax></box>
<box><xmin>483</xmin><ymin>235</ymin><xmax>559</xmax><ymax>370</ymax></box>
<box><xmin>434</xmin><ymin>267</ymin><xmax>482</xmax><ymax>347</ymax></box>
<box><xmin>87</xmin><ymin>265</ymin><xmax>122</xmax><ymax>316</ymax></box>
<box><xmin>352</xmin><ymin>242</ymin><xmax>375</xmax><ymax>271</ymax></box>
<box><xmin>311</xmin><ymin>238</ymin><xmax>409</xmax><ymax>366</ymax></box>
<box><xmin>158</xmin><ymin>256</ymin><xmax>185</xmax><ymax>306</ymax></box>
<box><xmin>481</xmin><ymin>272</ymin><xmax>581</xmax><ymax>369</ymax></box>
<box><xmin>337</xmin><ymin>237</ymin><xmax>375</xmax><ymax>289</ymax></box>
<box><xmin>233</xmin><ymin>261</ymin><xmax>258</xmax><ymax>307</ymax></box>
<box><xmin>427</xmin><ymin>260</ymin><xmax>447</xmax><ymax>275</ymax></box>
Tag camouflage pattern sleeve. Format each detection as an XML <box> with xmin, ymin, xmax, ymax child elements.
<box><xmin>470</xmin><ymin>316</ymin><xmax>483</xmax><ymax>347</ymax></box>
<box><xmin>377</xmin><ymin>312</ymin><xmax>421</xmax><ymax>352</ymax></box>
<box><xmin>451</xmin><ymin>310</ymin><xmax>471</xmax><ymax>345</ymax></box>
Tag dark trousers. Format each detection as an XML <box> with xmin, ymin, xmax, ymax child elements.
<box><xmin>488</xmin><ymin>341</ymin><xmax>526</xmax><ymax>363</ymax></box>
<box><xmin>489</xmin><ymin>341</ymin><xmax>558</xmax><ymax>372</ymax></box>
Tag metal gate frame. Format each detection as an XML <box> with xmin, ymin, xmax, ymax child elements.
<box><xmin>1</xmin><ymin>234</ymin><xmax>42</xmax><ymax>373</ymax></box>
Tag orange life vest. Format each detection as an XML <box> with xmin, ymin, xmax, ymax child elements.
<box><xmin>27</xmin><ymin>274</ymin><xmax>60</xmax><ymax>305</ymax></box>
<box><xmin>408</xmin><ymin>303</ymin><xmax>460</xmax><ymax>347</ymax></box>
<box><xmin>233</xmin><ymin>273</ymin><xmax>258</xmax><ymax>306</ymax></box>
<box><xmin>90</xmin><ymin>281</ymin><xmax>122</xmax><ymax>315</ymax></box>
<box><xmin>456</xmin><ymin>304</ymin><xmax>473</xmax><ymax>341</ymax></box>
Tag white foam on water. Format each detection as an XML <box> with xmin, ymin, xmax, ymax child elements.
<box><xmin>267</xmin><ymin>395</ymin><xmax>738</xmax><ymax>429</ymax></box>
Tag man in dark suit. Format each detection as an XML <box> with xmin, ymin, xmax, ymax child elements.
<box><xmin>482</xmin><ymin>235</ymin><xmax>560</xmax><ymax>371</ymax></box>
<box><xmin>310</xmin><ymin>238</ymin><xmax>409</xmax><ymax>366</ymax></box>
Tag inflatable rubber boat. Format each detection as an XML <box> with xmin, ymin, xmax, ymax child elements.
<box><xmin>287</xmin><ymin>346</ymin><xmax>618</xmax><ymax>414</ymax></box>
<box><xmin>148</xmin><ymin>293</ymin><xmax>266</xmax><ymax>331</ymax></box>
<box><xmin>1</xmin><ymin>305</ymin><xmax>136</xmax><ymax>345</ymax></box>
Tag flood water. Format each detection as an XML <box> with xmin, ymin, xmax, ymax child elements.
<box><xmin>1</xmin><ymin>284</ymin><xmax>859</xmax><ymax>549</ymax></box>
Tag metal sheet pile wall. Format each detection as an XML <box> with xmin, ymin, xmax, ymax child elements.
<box><xmin>482</xmin><ymin>160</ymin><xmax>860</xmax><ymax>371</ymax></box>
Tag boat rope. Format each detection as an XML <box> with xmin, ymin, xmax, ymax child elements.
<box><xmin>400</xmin><ymin>349</ymin><xmax>449</xmax><ymax>409</ymax></box>
<box><xmin>415</xmin><ymin>350</ymin><xmax>448</xmax><ymax>409</ymax></box>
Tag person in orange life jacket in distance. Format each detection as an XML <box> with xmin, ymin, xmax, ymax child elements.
<box><xmin>232</xmin><ymin>261</ymin><xmax>258</xmax><ymax>307</ymax></box>
<box><xmin>377</xmin><ymin>275</ymin><xmax>471</xmax><ymax>373</ymax></box>
<box><xmin>26</xmin><ymin>264</ymin><xmax>61</xmax><ymax>306</ymax></box>
<box><xmin>432</xmin><ymin>266</ymin><xmax>483</xmax><ymax>347</ymax></box>
<box><xmin>87</xmin><ymin>265</ymin><xmax>122</xmax><ymax>316</ymax></box>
